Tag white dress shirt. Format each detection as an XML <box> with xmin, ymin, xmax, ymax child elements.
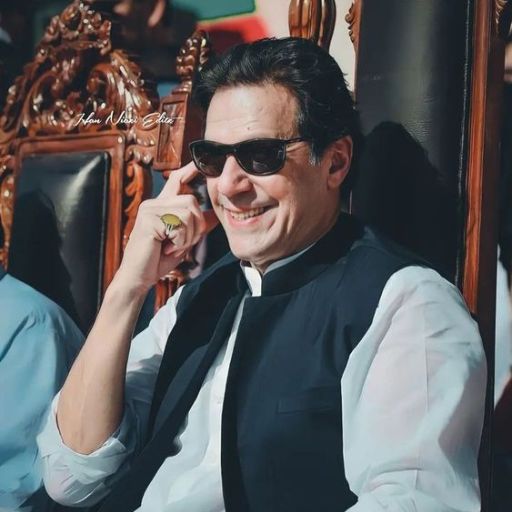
<box><xmin>37</xmin><ymin>262</ymin><xmax>486</xmax><ymax>512</ymax></box>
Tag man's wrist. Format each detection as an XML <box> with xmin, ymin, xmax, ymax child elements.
<box><xmin>106</xmin><ymin>271</ymin><xmax>151</xmax><ymax>304</ymax></box>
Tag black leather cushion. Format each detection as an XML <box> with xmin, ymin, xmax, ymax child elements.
<box><xmin>352</xmin><ymin>122</ymin><xmax>457</xmax><ymax>280</ymax></box>
<box><xmin>352</xmin><ymin>0</ymin><xmax>472</xmax><ymax>283</ymax></box>
<box><xmin>8</xmin><ymin>151</ymin><xmax>110</xmax><ymax>333</ymax></box>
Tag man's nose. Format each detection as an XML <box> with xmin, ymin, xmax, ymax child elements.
<box><xmin>216</xmin><ymin>155</ymin><xmax>253</xmax><ymax>197</ymax></box>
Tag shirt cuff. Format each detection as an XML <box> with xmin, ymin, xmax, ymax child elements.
<box><xmin>37</xmin><ymin>392</ymin><xmax>131</xmax><ymax>481</ymax></box>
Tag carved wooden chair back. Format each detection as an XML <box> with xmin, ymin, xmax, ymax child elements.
<box><xmin>339</xmin><ymin>1</ymin><xmax>508</xmax><ymax>510</ymax></box>
<box><xmin>0</xmin><ymin>0</ymin><xmax>159</xmax><ymax>332</ymax></box>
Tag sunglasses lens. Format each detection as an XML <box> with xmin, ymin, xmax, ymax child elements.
<box><xmin>237</xmin><ymin>140</ymin><xmax>285</xmax><ymax>175</ymax></box>
<box><xmin>190</xmin><ymin>139</ymin><xmax>289</xmax><ymax>177</ymax></box>
<box><xmin>190</xmin><ymin>142</ymin><xmax>226</xmax><ymax>177</ymax></box>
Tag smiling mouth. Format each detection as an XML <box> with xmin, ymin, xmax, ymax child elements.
<box><xmin>223</xmin><ymin>206</ymin><xmax>268</xmax><ymax>221</ymax></box>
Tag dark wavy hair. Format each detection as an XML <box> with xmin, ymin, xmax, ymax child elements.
<box><xmin>193</xmin><ymin>37</ymin><xmax>363</xmax><ymax>193</ymax></box>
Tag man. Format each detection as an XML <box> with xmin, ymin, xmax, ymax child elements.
<box><xmin>0</xmin><ymin>263</ymin><xmax>83</xmax><ymax>511</ymax></box>
<box><xmin>38</xmin><ymin>37</ymin><xmax>486</xmax><ymax>511</ymax></box>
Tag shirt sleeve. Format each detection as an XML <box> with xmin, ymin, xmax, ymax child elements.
<box><xmin>342</xmin><ymin>266</ymin><xmax>486</xmax><ymax>512</ymax></box>
<box><xmin>37</xmin><ymin>287</ymin><xmax>183</xmax><ymax>507</ymax></box>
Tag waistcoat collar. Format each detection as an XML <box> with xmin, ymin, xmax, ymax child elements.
<box><xmin>250</xmin><ymin>213</ymin><xmax>363</xmax><ymax>296</ymax></box>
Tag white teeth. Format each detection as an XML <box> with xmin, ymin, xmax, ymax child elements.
<box><xmin>226</xmin><ymin>207</ymin><xmax>265</xmax><ymax>221</ymax></box>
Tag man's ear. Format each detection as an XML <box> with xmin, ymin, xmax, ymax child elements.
<box><xmin>327</xmin><ymin>136</ymin><xmax>353</xmax><ymax>190</ymax></box>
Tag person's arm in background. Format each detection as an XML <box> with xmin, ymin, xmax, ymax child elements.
<box><xmin>0</xmin><ymin>276</ymin><xmax>83</xmax><ymax>510</ymax></box>
<box><xmin>343</xmin><ymin>266</ymin><xmax>486</xmax><ymax>512</ymax></box>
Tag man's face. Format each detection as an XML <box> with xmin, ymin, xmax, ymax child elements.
<box><xmin>205</xmin><ymin>84</ymin><xmax>348</xmax><ymax>271</ymax></box>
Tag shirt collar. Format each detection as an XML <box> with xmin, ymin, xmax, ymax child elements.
<box><xmin>241</xmin><ymin>244</ymin><xmax>314</xmax><ymax>297</ymax></box>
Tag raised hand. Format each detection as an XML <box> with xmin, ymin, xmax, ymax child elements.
<box><xmin>115</xmin><ymin>161</ymin><xmax>218</xmax><ymax>293</ymax></box>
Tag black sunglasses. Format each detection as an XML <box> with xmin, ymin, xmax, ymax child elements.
<box><xmin>189</xmin><ymin>137</ymin><xmax>308</xmax><ymax>177</ymax></box>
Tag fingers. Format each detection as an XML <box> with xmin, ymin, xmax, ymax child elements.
<box><xmin>123</xmin><ymin>161</ymin><xmax>210</xmax><ymax>284</ymax></box>
<box><xmin>162</xmin><ymin>240</ymin><xmax>187</xmax><ymax>258</ymax></box>
<box><xmin>119</xmin><ymin>163</ymin><xmax>209</xmax><ymax>287</ymax></box>
<box><xmin>158</xmin><ymin>160</ymin><xmax>200</xmax><ymax>199</ymax></box>
<box><xmin>165</xmin><ymin>208</ymin><xmax>198</xmax><ymax>248</ymax></box>
<box><xmin>166</xmin><ymin>197</ymin><xmax>206</xmax><ymax>245</ymax></box>
<box><xmin>136</xmin><ymin>194</ymin><xmax>206</xmax><ymax>254</ymax></box>
<box><xmin>154</xmin><ymin>161</ymin><xmax>210</xmax><ymax>244</ymax></box>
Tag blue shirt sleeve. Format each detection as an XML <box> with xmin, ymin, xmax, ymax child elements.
<box><xmin>0</xmin><ymin>274</ymin><xmax>84</xmax><ymax>510</ymax></box>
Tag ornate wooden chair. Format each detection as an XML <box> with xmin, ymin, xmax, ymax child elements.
<box><xmin>337</xmin><ymin>1</ymin><xmax>508</xmax><ymax>510</ymax></box>
<box><xmin>0</xmin><ymin>0</ymin><xmax>159</xmax><ymax>333</ymax></box>
<box><xmin>292</xmin><ymin>0</ymin><xmax>506</xmax><ymax>509</ymax></box>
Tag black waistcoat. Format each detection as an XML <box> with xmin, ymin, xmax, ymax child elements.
<box><xmin>99</xmin><ymin>214</ymin><xmax>424</xmax><ymax>512</ymax></box>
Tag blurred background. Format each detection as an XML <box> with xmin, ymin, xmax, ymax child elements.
<box><xmin>0</xmin><ymin>0</ymin><xmax>356</xmax><ymax>101</ymax></box>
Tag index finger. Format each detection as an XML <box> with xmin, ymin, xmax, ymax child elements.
<box><xmin>158</xmin><ymin>160</ymin><xmax>200</xmax><ymax>198</ymax></box>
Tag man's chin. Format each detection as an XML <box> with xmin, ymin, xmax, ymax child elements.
<box><xmin>230</xmin><ymin>248</ymin><xmax>260</xmax><ymax>264</ymax></box>
<box><xmin>229</xmin><ymin>244</ymin><xmax>285</xmax><ymax>274</ymax></box>
<box><xmin>229</xmin><ymin>244</ymin><xmax>265</xmax><ymax>266</ymax></box>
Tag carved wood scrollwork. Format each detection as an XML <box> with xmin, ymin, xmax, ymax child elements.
<box><xmin>0</xmin><ymin>155</ymin><xmax>14</xmax><ymax>266</ymax></box>
<box><xmin>123</xmin><ymin>160</ymin><xmax>151</xmax><ymax>250</ymax></box>
<box><xmin>346</xmin><ymin>0</ymin><xmax>362</xmax><ymax>56</ymax></box>
<box><xmin>0</xmin><ymin>0</ymin><xmax>159</xmax><ymax>267</ymax></box>
<box><xmin>176</xmin><ymin>30</ymin><xmax>211</xmax><ymax>92</ymax></box>
<box><xmin>496</xmin><ymin>0</ymin><xmax>512</xmax><ymax>38</ymax></box>
<box><xmin>288</xmin><ymin>0</ymin><xmax>337</xmax><ymax>51</ymax></box>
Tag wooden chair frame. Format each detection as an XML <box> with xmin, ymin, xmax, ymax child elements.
<box><xmin>0</xmin><ymin>0</ymin><xmax>159</xmax><ymax>297</ymax></box>
<box><xmin>340</xmin><ymin>1</ymin><xmax>511</xmax><ymax>510</ymax></box>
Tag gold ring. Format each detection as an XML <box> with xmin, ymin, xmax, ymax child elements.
<box><xmin>160</xmin><ymin>213</ymin><xmax>183</xmax><ymax>237</ymax></box>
